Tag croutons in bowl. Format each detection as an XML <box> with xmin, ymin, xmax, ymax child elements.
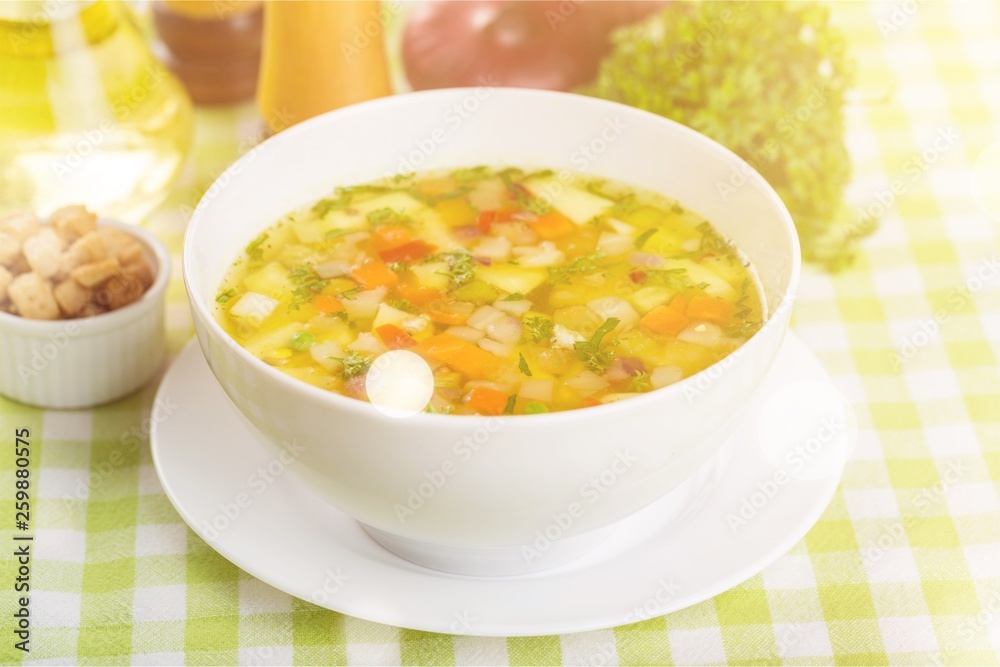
<box><xmin>0</xmin><ymin>207</ymin><xmax>170</xmax><ymax>408</ymax></box>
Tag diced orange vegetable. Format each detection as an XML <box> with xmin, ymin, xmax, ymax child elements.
<box><xmin>477</xmin><ymin>208</ymin><xmax>516</xmax><ymax>233</ymax></box>
<box><xmin>426</xmin><ymin>298</ymin><xmax>474</xmax><ymax>325</ymax></box>
<box><xmin>397</xmin><ymin>284</ymin><xmax>441</xmax><ymax>306</ymax></box>
<box><xmin>669</xmin><ymin>295</ymin><xmax>687</xmax><ymax>313</ymax></box>
<box><xmin>415</xmin><ymin>333</ymin><xmax>498</xmax><ymax>378</ymax></box>
<box><xmin>467</xmin><ymin>386</ymin><xmax>510</xmax><ymax>416</ymax></box>
<box><xmin>371</xmin><ymin>225</ymin><xmax>412</xmax><ymax>251</ymax></box>
<box><xmin>315</xmin><ymin>294</ymin><xmax>345</xmax><ymax>314</ymax></box>
<box><xmin>376</xmin><ymin>324</ymin><xmax>417</xmax><ymax>349</ymax></box>
<box><xmin>582</xmin><ymin>397</ymin><xmax>602</xmax><ymax>408</ymax></box>
<box><xmin>640</xmin><ymin>304</ymin><xmax>690</xmax><ymax>336</ymax></box>
<box><xmin>686</xmin><ymin>296</ymin><xmax>732</xmax><ymax>325</ymax></box>
<box><xmin>351</xmin><ymin>261</ymin><xmax>398</xmax><ymax>289</ymax></box>
<box><xmin>378</xmin><ymin>240</ymin><xmax>436</xmax><ymax>264</ymax></box>
<box><xmin>529</xmin><ymin>211</ymin><xmax>575</xmax><ymax>239</ymax></box>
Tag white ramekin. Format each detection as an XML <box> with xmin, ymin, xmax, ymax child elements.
<box><xmin>0</xmin><ymin>219</ymin><xmax>170</xmax><ymax>409</ymax></box>
<box><xmin>184</xmin><ymin>88</ymin><xmax>800</xmax><ymax>576</ymax></box>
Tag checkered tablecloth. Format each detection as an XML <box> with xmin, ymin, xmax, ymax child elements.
<box><xmin>3</xmin><ymin>1</ymin><xmax>1000</xmax><ymax>664</ymax></box>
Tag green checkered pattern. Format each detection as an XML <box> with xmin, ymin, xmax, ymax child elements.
<box><xmin>3</xmin><ymin>2</ymin><xmax>1000</xmax><ymax>664</ymax></box>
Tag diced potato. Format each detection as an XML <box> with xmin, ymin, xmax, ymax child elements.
<box><xmin>678</xmin><ymin>322</ymin><xmax>723</xmax><ymax>346</ymax></box>
<box><xmin>310</xmin><ymin>340</ymin><xmax>346</xmax><ymax>372</ymax></box>
<box><xmin>411</xmin><ymin>261</ymin><xmax>451</xmax><ymax>291</ymax></box>
<box><xmin>476</xmin><ymin>265</ymin><xmax>547</xmax><ymax>294</ymax></box>
<box><xmin>651</xmin><ymin>366</ymin><xmax>684</xmax><ymax>389</ymax></box>
<box><xmin>661</xmin><ymin>258</ymin><xmax>736</xmax><ymax>299</ymax></box>
<box><xmin>596</xmin><ymin>232</ymin><xmax>633</xmax><ymax>257</ymax></box>
<box><xmin>229</xmin><ymin>291</ymin><xmax>278</xmax><ymax>327</ymax></box>
<box><xmin>587</xmin><ymin>296</ymin><xmax>640</xmax><ymax>331</ymax></box>
<box><xmin>372</xmin><ymin>303</ymin><xmax>413</xmax><ymax>330</ymax></box>
<box><xmin>524</xmin><ymin>177</ymin><xmax>612</xmax><ymax>224</ymax></box>
<box><xmin>494</xmin><ymin>298</ymin><xmax>532</xmax><ymax>316</ymax></box>
<box><xmin>629</xmin><ymin>286</ymin><xmax>673</xmax><ymax>314</ymax></box>
<box><xmin>244</xmin><ymin>322</ymin><xmax>300</xmax><ymax>357</ymax></box>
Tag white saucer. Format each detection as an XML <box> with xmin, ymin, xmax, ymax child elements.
<box><xmin>152</xmin><ymin>332</ymin><xmax>843</xmax><ymax>636</ymax></box>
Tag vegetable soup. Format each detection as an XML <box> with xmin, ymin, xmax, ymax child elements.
<box><xmin>215</xmin><ymin>167</ymin><xmax>765</xmax><ymax>415</ymax></box>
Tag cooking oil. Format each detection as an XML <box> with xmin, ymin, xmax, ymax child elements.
<box><xmin>0</xmin><ymin>1</ymin><xmax>192</xmax><ymax>222</ymax></box>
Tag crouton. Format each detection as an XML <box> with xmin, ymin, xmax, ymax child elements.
<box><xmin>22</xmin><ymin>228</ymin><xmax>65</xmax><ymax>278</ymax></box>
<box><xmin>53</xmin><ymin>279</ymin><xmax>92</xmax><ymax>317</ymax></box>
<box><xmin>0</xmin><ymin>265</ymin><xmax>12</xmax><ymax>301</ymax></box>
<box><xmin>7</xmin><ymin>272</ymin><xmax>60</xmax><ymax>320</ymax></box>
<box><xmin>94</xmin><ymin>270</ymin><xmax>145</xmax><ymax>310</ymax></box>
<box><xmin>123</xmin><ymin>260</ymin><xmax>155</xmax><ymax>290</ymax></box>
<box><xmin>0</xmin><ymin>232</ymin><xmax>21</xmax><ymax>268</ymax></box>
<box><xmin>70</xmin><ymin>258</ymin><xmax>121</xmax><ymax>288</ymax></box>
<box><xmin>99</xmin><ymin>227</ymin><xmax>144</xmax><ymax>265</ymax></box>
<box><xmin>59</xmin><ymin>231</ymin><xmax>108</xmax><ymax>275</ymax></box>
<box><xmin>50</xmin><ymin>205</ymin><xmax>98</xmax><ymax>242</ymax></box>
<box><xmin>0</xmin><ymin>211</ymin><xmax>41</xmax><ymax>242</ymax></box>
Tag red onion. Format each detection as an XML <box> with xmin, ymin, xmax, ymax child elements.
<box><xmin>629</xmin><ymin>251</ymin><xmax>668</xmax><ymax>268</ymax></box>
<box><xmin>402</xmin><ymin>1</ymin><xmax>667</xmax><ymax>92</ymax></box>
<box><xmin>452</xmin><ymin>224</ymin><xmax>483</xmax><ymax>241</ymax></box>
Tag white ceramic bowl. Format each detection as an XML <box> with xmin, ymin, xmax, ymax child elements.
<box><xmin>184</xmin><ymin>88</ymin><xmax>799</xmax><ymax>576</ymax></box>
<box><xmin>0</xmin><ymin>220</ymin><xmax>169</xmax><ymax>409</ymax></box>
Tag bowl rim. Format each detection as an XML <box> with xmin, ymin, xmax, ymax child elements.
<box><xmin>0</xmin><ymin>218</ymin><xmax>171</xmax><ymax>336</ymax></box>
<box><xmin>184</xmin><ymin>87</ymin><xmax>801</xmax><ymax>426</ymax></box>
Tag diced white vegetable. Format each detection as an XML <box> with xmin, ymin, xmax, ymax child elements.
<box><xmin>519</xmin><ymin>378</ymin><xmax>554</xmax><ymax>403</ymax></box>
<box><xmin>467</xmin><ymin>305</ymin><xmax>506</xmax><ymax>331</ymax></box>
<box><xmin>314</xmin><ymin>259</ymin><xmax>352</xmax><ymax>279</ymax></box>
<box><xmin>472</xmin><ymin>235</ymin><xmax>512</xmax><ymax>261</ymax></box>
<box><xmin>600</xmin><ymin>392</ymin><xmax>643</xmax><ymax>404</ymax></box>
<box><xmin>478</xmin><ymin>337</ymin><xmax>513</xmax><ymax>357</ymax></box>
<box><xmin>243</xmin><ymin>322</ymin><xmax>300</xmax><ymax>357</ymax></box>
<box><xmin>513</xmin><ymin>241</ymin><xmax>565</xmax><ymax>267</ymax></box>
<box><xmin>400</xmin><ymin>314</ymin><xmax>432</xmax><ymax>336</ymax></box>
<box><xmin>651</xmin><ymin>366</ymin><xmax>684</xmax><ymax>389</ymax></box>
<box><xmin>446</xmin><ymin>326</ymin><xmax>486</xmax><ymax>343</ymax></box>
<box><xmin>628</xmin><ymin>286</ymin><xmax>673</xmax><ymax>314</ymax></box>
<box><xmin>348</xmin><ymin>332</ymin><xmax>387</xmax><ymax>355</ymax></box>
<box><xmin>494</xmin><ymin>298</ymin><xmax>532</xmax><ymax>316</ymax></box>
<box><xmin>342</xmin><ymin>286</ymin><xmax>387</xmax><ymax>321</ymax></box>
<box><xmin>587</xmin><ymin>296</ymin><xmax>639</xmax><ymax>330</ymax></box>
<box><xmin>523</xmin><ymin>178</ymin><xmax>612</xmax><ymax>224</ymax></box>
<box><xmin>372</xmin><ymin>302</ymin><xmax>413</xmax><ymax>330</ymax></box>
<box><xmin>310</xmin><ymin>340</ymin><xmax>346</xmax><ymax>372</ymax></box>
<box><xmin>678</xmin><ymin>322</ymin><xmax>723</xmax><ymax>346</ymax></box>
<box><xmin>477</xmin><ymin>265</ymin><xmax>547</xmax><ymax>294</ymax></box>
<box><xmin>229</xmin><ymin>292</ymin><xmax>278</xmax><ymax>326</ymax></box>
<box><xmin>485</xmin><ymin>315</ymin><xmax>522</xmax><ymax>344</ymax></box>
<box><xmin>597</xmin><ymin>232</ymin><xmax>633</xmax><ymax>257</ymax></box>
<box><xmin>607</xmin><ymin>218</ymin><xmax>635</xmax><ymax>235</ymax></box>
<box><xmin>628</xmin><ymin>251</ymin><xmax>667</xmax><ymax>268</ymax></box>
<box><xmin>552</xmin><ymin>324</ymin><xmax>585</xmax><ymax>349</ymax></box>
<box><xmin>565</xmin><ymin>370</ymin><xmax>609</xmax><ymax>396</ymax></box>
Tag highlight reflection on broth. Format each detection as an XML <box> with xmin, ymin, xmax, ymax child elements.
<box><xmin>215</xmin><ymin>167</ymin><xmax>765</xmax><ymax>415</ymax></box>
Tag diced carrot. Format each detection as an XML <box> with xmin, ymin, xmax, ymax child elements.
<box><xmin>371</xmin><ymin>225</ymin><xmax>412</xmax><ymax>251</ymax></box>
<box><xmin>686</xmin><ymin>296</ymin><xmax>732</xmax><ymax>325</ymax></box>
<box><xmin>414</xmin><ymin>333</ymin><xmax>498</xmax><ymax>378</ymax></box>
<box><xmin>669</xmin><ymin>295</ymin><xmax>687</xmax><ymax>313</ymax></box>
<box><xmin>378</xmin><ymin>240</ymin><xmax>436</xmax><ymax>263</ymax></box>
<box><xmin>426</xmin><ymin>298</ymin><xmax>474</xmax><ymax>325</ymax></box>
<box><xmin>467</xmin><ymin>386</ymin><xmax>510</xmax><ymax>416</ymax></box>
<box><xmin>477</xmin><ymin>210</ymin><xmax>496</xmax><ymax>233</ymax></box>
<box><xmin>315</xmin><ymin>294</ymin><xmax>345</xmax><ymax>314</ymax></box>
<box><xmin>397</xmin><ymin>284</ymin><xmax>441</xmax><ymax>306</ymax></box>
<box><xmin>529</xmin><ymin>211</ymin><xmax>575</xmax><ymax>239</ymax></box>
<box><xmin>375</xmin><ymin>323</ymin><xmax>418</xmax><ymax>349</ymax></box>
<box><xmin>582</xmin><ymin>397</ymin><xmax>602</xmax><ymax>408</ymax></box>
<box><xmin>351</xmin><ymin>261</ymin><xmax>398</xmax><ymax>289</ymax></box>
<box><xmin>640</xmin><ymin>304</ymin><xmax>690</xmax><ymax>336</ymax></box>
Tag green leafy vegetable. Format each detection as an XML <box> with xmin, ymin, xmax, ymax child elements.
<box><xmin>216</xmin><ymin>289</ymin><xmax>236</xmax><ymax>303</ymax></box>
<box><xmin>289</xmin><ymin>331</ymin><xmax>316</xmax><ymax>351</ymax></box>
<box><xmin>388</xmin><ymin>298</ymin><xmax>418</xmax><ymax>313</ymax></box>
<box><xmin>437</xmin><ymin>250</ymin><xmax>476</xmax><ymax>288</ymax></box>
<box><xmin>524</xmin><ymin>315</ymin><xmax>554</xmax><ymax>343</ymax></box>
<box><xmin>574</xmin><ymin>317</ymin><xmax>620</xmax><ymax>373</ymax></box>
<box><xmin>629</xmin><ymin>371</ymin><xmax>651</xmax><ymax>392</ymax></box>
<box><xmin>503</xmin><ymin>292</ymin><xmax>525</xmax><ymax>301</ymax></box>
<box><xmin>288</xmin><ymin>265</ymin><xmax>330</xmax><ymax>309</ymax></box>
<box><xmin>518</xmin><ymin>353</ymin><xmax>532</xmax><ymax>376</ymax></box>
<box><xmin>583</xmin><ymin>1</ymin><xmax>862</xmax><ymax>268</ymax></box>
<box><xmin>338</xmin><ymin>351</ymin><xmax>372</xmax><ymax>379</ymax></box>
<box><xmin>504</xmin><ymin>394</ymin><xmax>517</xmax><ymax>415</ymax></box>
<box><xmin>548</xmin><ymin>251</ymin><xmax>604</xmax><ymax>284</ymax></box>
<box><xmin>367</xmin><ymin>208</ymin><xmax>411</xmax><ymax>226</ymax></box>
<box><xmin>245</xmin><ymin>233</ymin><xmax>269</xmax><ymax>261</ymax></box>
<box><xmin>524</xmin><ymin>401</ymin><xmax>549</xmax><ymax>414</ymax></box>
<box><xmin>338</xmin><ymin>286</ymin><xmax>362</xmax><ymax>300</ymax></box>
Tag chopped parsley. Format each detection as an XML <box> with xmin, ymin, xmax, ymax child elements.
<box><xmin>245</xmin><ymin>233</ymin><xmax>269</xmax><ymax>261</ymax></box>
<box><xmin>216</xmin><ymin>289</ymin><xmax>236</xmax><ymax>303</ymax></box>
<box><xmin>524</xmin><ymin>401</ymin><xmax>549</xmax><ymax>414</ymax></box>
<box><xmin>548</xmin><ymin>251</ymin><xmax>604</xmax><ymax>284</ymax></box>
<box><xmin>288</xmin><ymin>265</ymin><xmax>330</xmax><ymax>309</ymax></box>
<box><xmin>503</xmin><ymin>292</ymin><xmax>525</xmax><ymax>301</ymax></box>
<box><xmin>367</xmin><ymin>208</ymin><xmax>411</xmax><ymax>226</ymax></box>
<box><xmin>518</xmin><ymin>353</ymin><xmax>532</xmax><ymax>376</ymax></box>
<box><xmin>523</xmin><ymin>315</ymin><xmax>554</xmax><ymax>343</ymax></box>
<box><xmin>644</xmin><ymin>268</ymin><xmax>694</xmax><ymax>292</ymax></box>
<box><xmin>437</xmin><ymin>251</ymin><xmax>476</xmax><ymax>288</ymax></box>
<box><xmin>338</xmin><ymin>286</ymin><xmax>362</xmax><ymax>300</ymax></box>
<box><xmin>289</xmin><ymin>331</ymin><xmax>316</xmax><ymax>351</ymax></box>
<box><xmin>504</xmin><ymin>394</ymin><xmax>517</xmax><ymax>415</ymax></box>
<box><xmin>338</xmin><ymin>351</ymin><xmax>372</xmax><ymax>379</ymax></box>
<box><xmin>574</xmin><ymin>317</ymin><xmax>619</xmax><ymax>373</ymax></box>
<box><xmin>386</xmin><ymin>261</ymin><xmax>410</xmax><ymax>273</ymax></box>
<box><xmin>629</xmin><ymin>371</ymin><xmax>651</xmax><ymax>392</ymax></box>
<box><xmin>387</xmin><ymin>298</ymin><xmax>418</xmax><ymax>313</ymax></box>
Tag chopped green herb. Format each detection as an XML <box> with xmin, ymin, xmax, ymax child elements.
<box><xmin>216</xmin><ymin>289</ymin><xmax>236</xmax><ymax>303</ymax></box>
<box><xmin>325</xmin><ymin>228</ymin><xmax>362</xmax><ymax>241</ymax></box>
<box><xmin>338</xmin><ymin>351</ymin><xmax>372</xmax><ymax>379</ymax></box>
<box><xmin>367</xmin><ymin>208</ymin><xmax>411</xmax><ymax>226</ymax></box>
<box><xmin>288</xmin><ymin>265</ymin><xmax>330</xmax><ymax>309</ymax></box>
<box><xmin>290</xmin><ymin>331</ymin><xmax>316</xmax><ymax>351</ymax></box>
<box><xmin>524</xmin><ymin>315</ymin><xmax>554</xmax><ymax>343</ymax></box>
<box><xmin>504</xmin><ymin>394</ymin><xmax>517</xmax><ymax>415</ymax></box>
<box><xmin>387</xmin><ymin>298</ymin><xmax>418</xmax><ymax>314</ymax></box>
<box><xmin>645</xmin><ymin>268</ymin><xmax>693</xmax><ymax>292</ymax></box>
<box><xmin>338</xmin><ymin>286</ymin><xmax>362</xmax><ymax>300</ymax></box>
<box><xmin>524</xmin><ymin>401</ymin><xmax>549</xmax><ymax>414</ymax></box>
<box><xmin>245</xmin><ymin>233</ymin><xmax>269</xmax><ymax>261</ymax></box>
<box><xmin>503</xmin><ymin>292</ymin><xmax>525</xmax><ymax>301</ymax></box>
<box><xmin>499</xmin><ymin>170</ymin><xmax>552</xmax><ymax>215</ymax></box>
<box><xmin>386</xmin><ymin>261</ymin><xmax>410</xmax><ymax>273</ymax></box>
<box><xmin>574</xmin><ymin>317</ymin><xmax>619</xmax><ymax>373</ymax></box>
<box><xmin>635</xmin><ymin>228</ymin><xmax>657</xmax><ymax>249</ymax></box>
<box><xmin>548</xmin><ymin>251</ymin><xmax>604</xmax><ymax>284</ymax></box>
<box><xmin>629</xmin><ymin>370</ymin><xmax>651</xmax><ymax>392</ymax></box>
<box><xmin>436</xmin><ymin>250</ymin><xmax>476</xmax><ymax>288</ymax></box>
<box><xmin>518</xmin><ymin>353</ymin><xmax>532</xmax><ymax>376</ymax></box>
